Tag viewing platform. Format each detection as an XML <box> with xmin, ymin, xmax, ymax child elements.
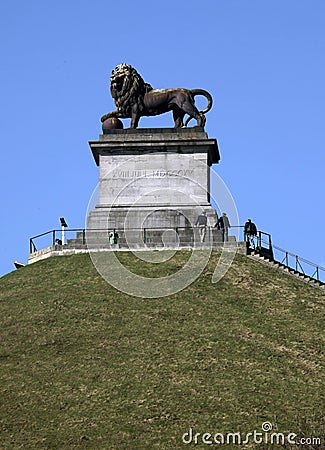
<box><xmin>28</xmin><ymin>226</ymin><xmax>246</xmax><ymax>265</ymax></box>
<box><xmin>27</xmin><ymin>227</ymin><xmax>325</xmax><ymax>288</ymax></box>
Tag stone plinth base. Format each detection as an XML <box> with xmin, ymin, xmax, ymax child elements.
<box><xmin>87</xmin><ymin>127</ymin><xmax>220</xmax><ymax>238</ymax></box>
<box><xmin>83</xmin><ymin>227</ymin><xmax>235</xmax><ymax>249</ymax></box>
<box><xmin>87</xmin><ymin>205</ymin><xmax>217</xmax><ymax>231</ymax></box>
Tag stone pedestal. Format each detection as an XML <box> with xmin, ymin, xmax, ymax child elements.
<box><xmin>87</xmin><ymin>127</ymin><xmax>220</xmax><ymax>246</ymax></box>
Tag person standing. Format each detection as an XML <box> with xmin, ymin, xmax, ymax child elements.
<box><xmin>109</xmin><ymin>229</ymin><xmax>119</xmax><ymax>247</ymax></box>
<box><xmin>218</xmin><ymin>212</ymin><xmax>231</xmax><ymax>242</ymax></box>
<box><xmin>195</xmin><ymin>211</ymin><xmax>208</xmax><ymax>243</ymax></box>
<box><xmin>244</xmin><ymin>219</ymin><xmax>257</xmax><ymax>248</ymax></box>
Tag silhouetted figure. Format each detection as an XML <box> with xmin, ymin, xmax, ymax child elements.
<box><xmin>244</xmin><ymin>219</ymin><xmax>257</xmax><ymax>249</ymax></box>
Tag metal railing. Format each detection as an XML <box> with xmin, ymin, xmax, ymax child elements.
<box><xmin>29</xmin><ymin>226</ymin><xmax>324</xmax><ymax>283</ymax></box>
<box><xmin>29</xmin><ymin>229</ymin><xmax>86</xmax><ymax>253</ymax></box>
<box><xmin>244</xmin><ymin>230</ymin><xmax>274</xmax><ymax>260</ymax></box>
<box><xmin>272</xmin><ymin>245</ymin><xmax>325</xmax><ymax>283</ymax></box>
<box><xmin>29</xmin><ymin>226</ymin><xmax>243</xmax><ymax>254</ymax></box>
<box><xmin>245</xmin><ymin>231</ymin><xmax>324</xmax><ymax>283</ymax></box>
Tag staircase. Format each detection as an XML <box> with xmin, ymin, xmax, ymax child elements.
<box><xmin>66</xmin><ymin>228</ymin><xmax>237</xmax><ymax>249</ymax></box>
<box><xmin>248</xmin><ymin>250</ymin><xmax>325</xmax><ymax>290</ymax></box>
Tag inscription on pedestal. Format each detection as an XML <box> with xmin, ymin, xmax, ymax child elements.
<box><xmin>111</xmin><ymin>169</ymin><xmax>195</xmax><ymax>179</ymax></box>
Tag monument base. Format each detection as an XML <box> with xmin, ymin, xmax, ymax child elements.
<box><xmin>87</xmin><ymin>204</ymin><xmax>217</xmax><ymax>229</ymax></box>
<box><xmin>87</xmin><ymin>127</ymin><xmax>221</xmax><ymax>246</ymax></box>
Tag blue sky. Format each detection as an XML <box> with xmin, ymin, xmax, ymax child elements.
<box><xmin>1</xmin><ymin>0</ymin><xmax>324</xmax><ymax>277</ymax></box>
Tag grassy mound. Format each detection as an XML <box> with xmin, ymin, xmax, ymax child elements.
<box><xmin>0</xmin><ymin>252</ymin><xmax>324</xmax><ymax>449</ymax></box>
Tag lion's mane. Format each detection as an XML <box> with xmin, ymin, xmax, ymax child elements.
<box><xmin>110</xmin><ymin>64</ymin><xmax>153</xmax><ymax>116</ymax></box>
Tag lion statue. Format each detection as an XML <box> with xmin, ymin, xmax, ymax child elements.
<box><xmin>101</xmin><ymin>64</ymin><xmax>213</xmax><ymax>129</ymax></box>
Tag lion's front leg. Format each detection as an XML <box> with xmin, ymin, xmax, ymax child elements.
<box><xmin>100</xmin><ymin>110</ymin><xmax>122</xmax><ymax>123</ymax></box>
<box><xmin>130</xmin><ymin>104</ymin><xmax>141</xmax><ymax>129</ymax></box>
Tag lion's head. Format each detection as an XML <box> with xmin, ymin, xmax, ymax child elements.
<box><xmin>110</xmin><ymin>64</ymin><xmax>153</xmax><ymax>115</ymax></box>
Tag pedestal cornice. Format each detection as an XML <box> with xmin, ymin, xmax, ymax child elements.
<box><xmin>89</xmin><ymin>127</ymin><xmax>220</xmax><ymax>166</ymax></box>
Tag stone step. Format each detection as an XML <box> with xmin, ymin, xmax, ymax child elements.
<box><xmin>248</xmin><ymin>252</ymin><xmax>324</xmax><ymax>289</ymax></box>
<box><xmin>68</xmin><ymin>229</ymin><xmax>237</xmax><ymax>248</ymax></box>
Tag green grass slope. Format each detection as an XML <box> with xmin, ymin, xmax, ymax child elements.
<box><xmin>0</xmin><ymin>252</ymin><xmax>324</xmax><ymax>449</ymax></box>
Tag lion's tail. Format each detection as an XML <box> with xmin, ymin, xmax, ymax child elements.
<box><xmin>184</xmin><ymin>89</ymin><xmax>213</xmax><ymax>127</ymax></box>
<box><xmin>191</xmin><ymin>89</ymin><xmax>213</xmax><ymax>114</ymax></box>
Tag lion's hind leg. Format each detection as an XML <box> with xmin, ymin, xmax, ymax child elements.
<box><xmin>199</xmin><ymin>112</ymin><xmax>206</xmax><ymax>127</ymax></box>
<box><xmin>172</xmin><ymin>107</ymin><xmax>185</xmax><ymax>128</ymax></box>
<box><xmin>178</xmin><ymin>96</ymin><xmax>204</xmax><ymax>127</ymax></box>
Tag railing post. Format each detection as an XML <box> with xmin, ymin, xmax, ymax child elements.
<box><xmin>286</xmin><ymin>251</ymin><xmax>289</xmax><ymax>267</ymax></box>
<box><xmin>82</xmin><ymin>229</ymin><xmax>86</xmax><ymax>245</ymax></box>
<box><xmin>296</xmin><ymin>255</ymin><xmax>299</xmax><ymax>272</ymax></box>
<box><xmin>143</xmin><ymin>228</ymin><xmax>146</xmax><ymax>244</ymax></box>
<box><xmin>52</xmin><ymin>230</ymin><xmax>56</xmax><ymax>246</ymax></box>
<box><xmin>316</xmin><ymin>266</ymin><xmax>319</xmax><ymax>281</ymax></box>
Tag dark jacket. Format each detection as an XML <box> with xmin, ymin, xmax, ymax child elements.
<box><xmin>218</xmin><ymin>215</ymin><xmax>230</xmax><ymax>230</ymax></box>
<box><xmin>196</xmin><ymin>214</ymin><xmax>207</xmax><ymax>226</ymax></box>
<box><xmin>244</xmin><ymin>221</ymin><xmax>257</xmax><ymax>235</ymax></box>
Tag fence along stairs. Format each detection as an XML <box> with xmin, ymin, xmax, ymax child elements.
<box><xmin>247</xmin><ymin>250</ymin><xmax>325</xmax><ymax>291</ymax></box>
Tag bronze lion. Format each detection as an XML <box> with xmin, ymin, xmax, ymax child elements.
<box><xmin>101</xmin><ymin>64</ymin><xmax>213</xmax><ymax>129</ymax></box>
